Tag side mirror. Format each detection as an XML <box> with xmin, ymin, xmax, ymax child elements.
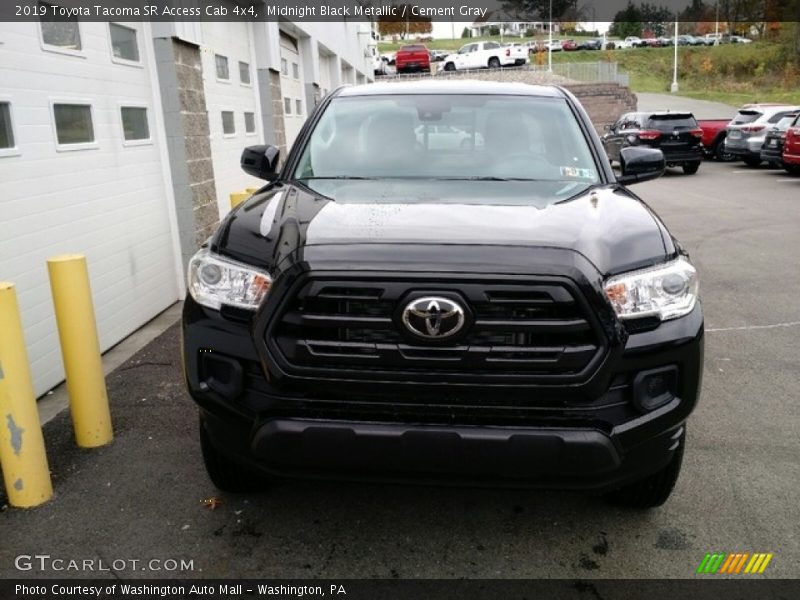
<box><xmin>617</xmin><ymin>147</ymin><xmax>665</xmax><ymax>185</ymax></box>
<box><xmin>241</xmin><ymin>145</ymin><xmax>280</xmax><ymax>181</ymax></box>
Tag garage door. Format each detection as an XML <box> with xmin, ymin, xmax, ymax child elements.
<box><xmin>0</xmin><ymin>22</ymin><xmax>180</xmax><ymax>397</ymax></box>
<box><xmin>279</xmin><ymin>32</ymin><xmax>305</xmax><ymax>150</ymax></box>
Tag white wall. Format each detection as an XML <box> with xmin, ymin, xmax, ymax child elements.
<box><xmin>0</xmin><ymin>21</ymin><xmax>180</xmax><ymax>396</ymax></box>
<box><xmin>199</xmin><ymin>20</ymin><xmax>266</xmax><ymax>220</ymax></box>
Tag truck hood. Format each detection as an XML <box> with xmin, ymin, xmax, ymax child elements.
<box><xmin>214</xmin><ymin>183</ymin><xmax>672</xmax><ymax>278</ymax></box>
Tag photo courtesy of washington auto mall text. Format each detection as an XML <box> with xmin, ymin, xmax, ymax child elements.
<box><xmin>2</xmin><ymin>0</ymin><xmax>800</xmax><ymax>598</ymax></box>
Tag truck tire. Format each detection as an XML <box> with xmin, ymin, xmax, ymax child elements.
<box><xmin>713</xmin><ymin>136</ymin><xmax>734</xmax><ymax>161</ymax></box>
<box><xmin>444</xmin><ymin>62</ymin><xmax>456</xmax><ymax>72</ymax></box>
<box><xmin>488</xmin><ymin>57</ymin><xmax>501</xmax><ymax>69</ymax></box>
<box><xmin>604</xmin><ymin>430</ymin><xmax>685</xmax><ymax>509</ymax></box>
<box><xmin>786</xmin><ymin>164</ymin><xmax>800</xmax><ymax>175</ymax></box>
<box><xmin>200</xmin><ymin>417</ymin><xmax>271</xmax><ymax>493</ymax></box>
<box><xmin>682</xmin><ymin>162</ymin><xmax>700</xmax><ymax>175</ymax></box>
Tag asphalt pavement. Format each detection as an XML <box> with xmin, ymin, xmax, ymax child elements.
<box><xmin>1</xmin><ymin>127</ymin><xmax>798</xmax><ymax>580</ymax></box>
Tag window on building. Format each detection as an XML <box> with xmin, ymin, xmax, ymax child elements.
<box><xmin>244</xmin><ymin>112</ymin><xmax>256</xmax><ymax>134</ymax></box>
<box><xmin>39</xmin><ymin>2</ymin><xmax>81</xmax><ymax>51</ymax></box>
<box><xmin>0</xmin><ymin>103</ymin><xmax>15</xmax><ymax>150</ymax></box>
<box><xmin>295</xmin><ymin>99</ymin><xmax>303</xmax><ymax>115</ymax></box>
<box><xmin>53</xmin><ymin>103</ymin><xmax>94</xmax><ymax>145</ymax></box>
<box><xmin>121</xmin><ymin>107</ymin><xmax>149</xmax><ymax>141</ymax></box>
<box><xmin>239</xmin><ymin>61</ymin><xmax>251</xmax><ymax>84</ymax></box>
<box><xmin>109</xmin><ymin>23</ymin><xmax>139</xmax><ymax>62</ymax></box>
<box><xmin>281</xmin><ymin>58</ymin><xmax>288</xmax><ymax>76</ymax></box>
<box><xmin>215</xmin><ymin>54</ymin><xmax>229</xmax><ymax>80</ymax></box>
<box><xmin>283</xmin><ymin>98</ymin><xmax>292</xmax><ymax>115</ymax></box>
<box><xmin>222</xmin><ymin>111</ymin><xmax>235</xmax><ymax>135</ymax></box>
<box><xmin>292</xmin><ymin>62</ymin><xmax>299</xmax><ymax>79</ymax></box>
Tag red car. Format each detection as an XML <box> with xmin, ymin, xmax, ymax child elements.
<box><xmin>783</xmin><ymin>114</ymin><xmax>800</xmax><ymax>174</ymax></box>
<box><xmin>697</xmin><ymin>118</ymin><xmax>735</xmax><ymax>161</ymax></box>
<box><xmin>562</xmin><ymin>39</ymin><xmax>579</xmax><ymax>51</ymax></box>
<box><xmin>395</xmin><ymin>44</ymin><xmax>430</xmax><ymax>74</ymax></box>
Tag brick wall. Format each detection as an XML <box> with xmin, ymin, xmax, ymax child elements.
<box><xmin>154</xmin><ymin>38</ymin><xmax>219</xmax><ymax>266</ymax></box>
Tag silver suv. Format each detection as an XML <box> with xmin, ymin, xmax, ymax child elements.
<box><xmin>725</xmin><ymin>104</ymin><xmax>800</xmax><ymax>167</ymax></box>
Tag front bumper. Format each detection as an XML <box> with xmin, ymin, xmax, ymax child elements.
<box><xmin>725</xmin><ymin>135</ymin><xmax>765</xmax><ymax>159</ymax></box>
<box><xmin>782</xmin><ymin>150</ymin><xmax>800</xmax><ymax>166</ymax></box>
<box><xmin>182</xmin><ymin>293</ymin><xmax>704</xmax><ymax>490</ymax></box>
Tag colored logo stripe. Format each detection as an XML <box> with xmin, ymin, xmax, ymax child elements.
<box><xmin>697</xmin><ymin>552</ymin><xmax>773</xmax><ymax>574</ymax></box>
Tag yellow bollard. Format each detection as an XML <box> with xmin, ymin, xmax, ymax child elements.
<box><xmin>46</xmin><ymin>255</ymin><xmax>113</xmax><ymax>448</ymax></box>
<box><xmin>0</xmin><ymin>282</ymin><xmax>54</xmax><ymax>507</ymax></box>
<box><xmin>230</xmin><ymin>191</ymin><xmax>249</xmax><ymax>210</ymax></box>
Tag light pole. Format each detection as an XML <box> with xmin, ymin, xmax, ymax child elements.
<box><xmin>671</xmin><ymin>20</ymin><xmax>679</xmax><ymax>92</ymax></box>
<box><xmin>548</xmin><ymin>0</ymin><xmax>553</xmax><ymax>72</ymax></box>
<box><xmin>715</xmin><ymin>3</ymin><xmax>720</xmax><ymax>45</ymax></box>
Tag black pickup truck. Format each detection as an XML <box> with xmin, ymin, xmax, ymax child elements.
<box><xmin>182</xmin><ymin>81</ymin><xmax>703</xmax><ymax>508</ymax></box>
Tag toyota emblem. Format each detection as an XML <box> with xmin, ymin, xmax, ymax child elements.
<box><xmin>401</xmin><ymin>297</ymin><xmax>466</xmax><ymax>340</ymax></box>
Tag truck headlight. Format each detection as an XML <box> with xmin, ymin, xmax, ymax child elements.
<box><xmin>604</xmin><ymin>256</ymin><xmax>698</xmax><ymax>321</ymax></box>
<box><xmin>187</xmin><ymin>248</ymin><xmax>271</xmax><ymax>311</ymax></box>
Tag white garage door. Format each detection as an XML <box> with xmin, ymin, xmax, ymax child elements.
<box><xmin>0</xmin><ymin>22</ymin><xmax>180</xmax><ymax>397</ymax></box>
<box><xmin>279</xmin><ymin>33</ymin><xmax>305</xmax><ymax>151</ymax></box>
<box><xmin>318</xmin><ymin>52</ymin><xmax>333</xmax><ymax>100</ymax></box>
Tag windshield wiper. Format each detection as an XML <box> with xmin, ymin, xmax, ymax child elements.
<box><xmin>296</xmin><ymin>176</ymin><xmax>377</xmax><ymax>180</ymax></box>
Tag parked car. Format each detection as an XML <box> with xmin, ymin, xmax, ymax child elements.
<box><xmin>562</xmin><ymin>39</ymin><xmax>579</xmax><ymax>51</ymax></box>
<box><xmin>615</xmin><ymin>37</ymin><xmax>642</xmax><ymax>49</ymax></box>
<box><xmin>697</xmin><ymin>118</ymin><xmax>736</xmax><ymax>161</ymax></box>
<box><xmin>186</xmin><ymin>80</ymin><xmax>702</xmax><ymax>508</ymax></box>
<box><xmin>730</xmin><ymin>35</ymin><xmax>752</xmax><ymax>43</ymax></box>
<box><xmin>760</xmin><ymin>113</ymin><xmax>798</xmax><ymax>167</ymax></box>
<box><xmin>381</xmin><ymin>52</ymin><xmax>396</xmax><ymax>66</ymax></box>
<box><xmin>724</xmin><ymin>104</ymin><xmax>800</xmax><ymax>167</ymax></box>
<box><xmin>414</xmin><ymin>124</ymin><xmax>484</xmax><ymax>150</ymax></box>
<box><xmin>782</xmin><ymin>115</ymin><xmax>800</xmax><ymax>174</ymax></box>
<box><xmin>603</xmin><ymin>111</ymin><xmax>704</xmax><ymax>174</ymax></box>
<box><xmin>395</xmin><ymin>44</ymin><xmax>430</xmax><ymax>74</ymax></box>
<box><xmin>544</xmin><ymin>39</ymin><xmax>563</xmax><ymax>52</ymax></box>
<box><xmin>678</xmin><ymin>35</ymin><xmax>705</xmax><ymax>46</ymax></box>
<box><xmin>429</xmin><ymin>50</ymin><xmax>448</xmax><ymax>63</ymax></box>
<box><xmin>441</xmin><ymin>41</ymin><xmax>528</xmax><ymax>71</ymax></box>
<box><xmin>642</xmin><ymin>37</ymin><xmax>662</xmax><ymax>47</ymax></box>
<box><xmin>704</xmin><ymin>33</ymin><xmax>722</xmax><ymax>45</ymax></box>
<box><xmin>579</xmin><ymin>38</ymin><xmax>603</xmax><ymax>50</ymax></box>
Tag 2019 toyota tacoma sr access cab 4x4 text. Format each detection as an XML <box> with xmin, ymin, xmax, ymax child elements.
<box><xmin>182</xmin><ymin>82</ymin><xmax>704</xmax><ymax>508</ymax></box>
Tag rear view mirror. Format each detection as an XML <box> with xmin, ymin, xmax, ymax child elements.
<box><xmin>617</xmin><ymin>147</ymin><xmax>665</xmax><ymax>185</ymax></box>
<box><xmin>241</xmin><ymin>145</ymin><xmax>280</xmax><ymax>181</ymax></box>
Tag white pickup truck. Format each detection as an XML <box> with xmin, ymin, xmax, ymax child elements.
<box><xmin>440</xmin><ymin>41</ymin><xmax>528</xmax><ymax>71</ymax></box>
<box><xmin>616</xmin><ymin>36</ymin><xmax>644</xmax><ymax>49</ymax></box>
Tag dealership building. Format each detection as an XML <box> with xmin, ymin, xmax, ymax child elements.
<box><xmin>0</xmin><ymin>16</ymin><xmax>375</xmax><ymax>396</ymax></box>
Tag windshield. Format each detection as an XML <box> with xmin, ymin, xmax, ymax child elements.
<box><xmin>647</xmin><ymin>114</ymin><xmax>697</xmax><ymax>130</ymax></box>
<box><xmin>773</xmin><ymin>115</ymin><xmax>798</xmax><ymax>131</ymax></box>
<box><xmin>733</xmin><ymin>110</ymin><xmax>761</xmax><ymax>124</ymax></box>
<box><xmin>293</xmin><ymin>94</ymin><xmax>600</xmax><ymax>206</ymax></box>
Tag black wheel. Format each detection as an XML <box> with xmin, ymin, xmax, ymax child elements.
<box><xmin>713</xmin><ymin>137</ymin><xmax>735</xmax><ymax>162</ymax></box>
<box><xmin>444</xmin><ymin>62</ymin><xmax>455</xmax><ymax>72</ymax></box>
<box><xmin>682</xmin><ymin>162</ymin><xmax>700</xmax><ymax>175</ymax></box>
<box><xmin>488</xmin><ymin>57</ymin><xmax>501</xmax><ymax>69</ymax></box>
<box><xmin>785</xmin><ymin>164</ymin><xmax>800</xmax><ymax>175</ymax></box>
<box><xmin>743</xmin><ymin>156</ymin><xmax>761</xmax><ymax>167</ymax></box>
<box><xmin>604</xmin><ymin>430</ymin><xmax>685</xmax><ymax>509</ymax></box>
<box><xmin>199</xmin><ymin>417</ymin><xmax>271</xmax><ymax>493</ymax></box>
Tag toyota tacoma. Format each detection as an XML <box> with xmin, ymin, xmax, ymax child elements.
<box><xmin>182</xmin><ymin>81</ymin><xmax>703</xmax><ymax>508</ymax></box>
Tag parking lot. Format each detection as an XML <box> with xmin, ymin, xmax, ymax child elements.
<box><xmin>1</xmin><ymin>157</ymin><xmax>798</xmax><ymax>580</ymax></box>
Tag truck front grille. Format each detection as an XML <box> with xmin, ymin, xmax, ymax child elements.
<box><xmin>265</xmin><ymin>277</ymin><xmax>607</xmax><ymax>384</ymax></box>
